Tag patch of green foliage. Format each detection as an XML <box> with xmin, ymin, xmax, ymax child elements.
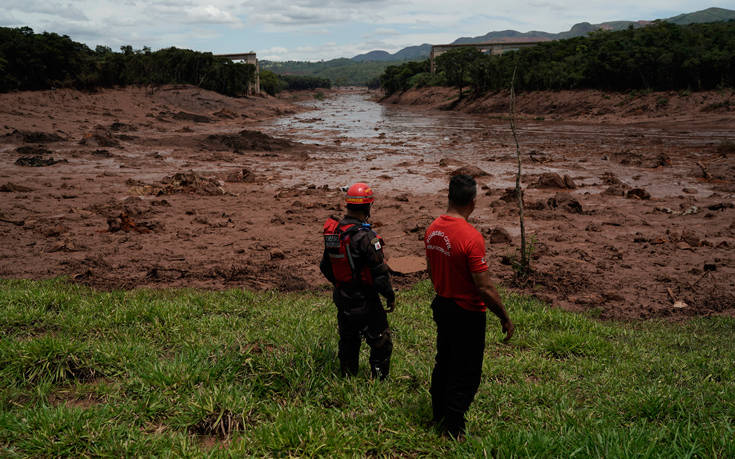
<box><xmin>260</xmin><ymin>70</ymin><xmax>331</xmax><ymax>96</ymax></box>
<box><xmin>262</xmin><ymin>58</ymin><xmax>407</xmax><ymax>86</ymax></box>
<box><xmin>0</xmin><ymin>278</ymin><xmax>733</xmax><ymax>456</ymax></box>
<box><xmin>0</xmin><ymin>27</ymin><xmax>255</xmax><ymax>96</ymax></box>
<box><xmin>381</xmin><ymin>21</ymin><xmax>735</xmax><ymax>96</ymax></box>
<box><xmin>380</xmin><ymin>60</ymin><xmax>430</xmax><ymax>95</ymax></box>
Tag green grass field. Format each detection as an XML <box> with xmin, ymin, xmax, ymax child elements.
<box><xmin>1</xmin><ymin>278</ymin><xmax>733</xmax><ymax>457</ymax></box>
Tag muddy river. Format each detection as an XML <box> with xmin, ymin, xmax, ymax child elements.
<box><xmin>260</xmin><ymin>89</ymin><xmax>730</xmax><ymax>199</ymax></box>
<box><xmin>1</xmin><ymin>85</ymin><xmax>732</xmax><ymax>319</ymax></box>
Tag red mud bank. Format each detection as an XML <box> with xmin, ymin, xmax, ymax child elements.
<box><xmin>382</xmin><ymin>86</ymin><xmax>735</xmax><ymax>124</ymax></box>
<box><xmin>1</xmin><ymin>85</ymin><xmax>734</xmax><ymax>320</ymax></box>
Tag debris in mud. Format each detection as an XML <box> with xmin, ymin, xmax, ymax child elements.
<box><xmin>91</xmin><ymin>149</ymin><xmax>113</xmax><ymax>158</ymax></box>
<box><xmin>46</xmin><ymin>240</ymin><xmax>81</xmax><ymax>253</ymax></box>
<box><xmin>79</xmin><ymin>130</ymin><xmax>120</xmax><ymax>148</ymax></box>
<box><xmin>680</xmin><ymin>230</ymin><xmax>702</xmax><ymax>247</ymax></box>
<box><xmin>0</xmin><ymin>182</ymin><xmax>33</xmax><ymax>192</ymax></box>
<box><xmin>173</xmin><ymin>111</ymin><xmax>211</xmax><ymax>123</ymax></box>
<box><xmin>225</xmin><ymin>168</ymin><xmax>257</xmax><ymax>183</ymax></box>
<box><xmin>603</xmin><ymin>185</ymin><xmax>629</xmax><ymax>196</ymax></box>
<box><xmin>487</xmin><ymin>227</ymin><xmax>512</xmax><ymax>244</ymax></box>
<box><xmin>5</xmin><ymin>129</ymin><xmax>64</xmax><ymax>143</ymax></box>
<box><xmin>707</xmin><ymin>202</ymin><xmax>734</xmax><ymax>211</ymax></box>
<box><xmin>615</xmin><ymin>150</ymin><xmax>644</xmax><ymax>166</ymax></box>
<box><xmin>600</xmin><ymin>172</ymin><xmax>626</xmax><ymax>186</ymax></box>
<box><xmin>15</xmin><ymin>156</ymin><xmax>67</xmax><ymax>167</ymax></box>
<box><xmin>15</xmin><ymin>145</ymin><xmax>52</xmax><ymax>155</ymax></box>
<box><xmin>0</xmin><ymin>213</ymin><xmax>25</xmax><ymax>226</ymax></box>
<box><xmin>107</xmin><ymin>212</ymin><xmax>160</xmax><ymax>233</ymax></box>
<box><xmin>439</xmin><ymin>157</ymin><xmax>463</xmax><ymax>167</ymax></box>
<box><xmin>626</xmin><ymin>188</ymin><xmax>651</xmax><ymax>200</ymax></box>
<box><xmin>159</xmin><ymin>172</ymin><xmax>226</xmax><ymax>196</ymax></box>
<box><xmin>450</xmin><ymin>165</ymin><xmax>490</xmax><ymax>177</ymax></box>
<box><xmin>526</xmin><ymin>200</ymin><xmax>547</xmax><ymax>210</ymax></box>
<box><xmin>109</xmin><ymin>122</ymin><xmax>137</xmax><ymax>132</ymax></box>
<box><xmin>44</xmin><ymin>224</ymin><xmax>68</xmax><ymax>238</ymax></box>
<box><xmin>269</xmin><ymin>249</ymin><xmax>285</xmax><ymax>260</ymax></box>
<box><xmin>652</xmin><ymin>153</ymin><xmax>671</xmax><ymax>167</ymax></box>
<box><xmin>528</xmin><ymin>150</ymin><xmax>552</xmax><ymax>163</ymax></box>
<box><xmin>209</xmin><ymin>263</ymin><xmax>309</xmax><ymax>292</ymax></box>
<box><xmin>128</xmin><ymin>171</ymin><xmax>228</xmax><ymax>196</ymax></box>
<box><xmin>204</xmin><ymin>130</ymin><xmax>293</xmax><ymax>152</ymax></box>
<box><xmin>213</xmin><ymin>108</ymin><xmax>237</xmax><ymax>119</ymax></box>
<box><xmin>547</xmin><ymin>192</ymin><xmax>583</xmax><ymax>213</ymax></box>
<box><xmin>533</xmin><ymin>172</ymin><xmax>576</xmax><ymax>189</ymax></box>
<box><xmin>498</xmin><ymin>188</ymin><xmax>523</xmax><ymax>203</ymax></box>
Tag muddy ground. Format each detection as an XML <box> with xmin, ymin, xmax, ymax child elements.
<box><xmin>1</xmin><ymin>85</ymin><xmax>733</xmax><ymax>320</ymax></box>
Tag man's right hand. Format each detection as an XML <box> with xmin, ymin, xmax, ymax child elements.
<box><xmin>385</xmin><ymin>298</ymin><xmax>395</xmax><ymax>313</ymax></box>
<box><xmin>501</xmin><ymin>318</ymin><xmax>514</xmax><ymax>341</ymax></box>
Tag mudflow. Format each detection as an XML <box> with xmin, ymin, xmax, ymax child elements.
<box><xmin>1</xmin><ymin>84</ymin><xmax>733</xmax><ymax>320</ymax></box>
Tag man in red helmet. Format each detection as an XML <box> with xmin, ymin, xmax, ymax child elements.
<box><xmin>424</xmin><ymin>174</ymin><xmax>514</xmax><ymax>438</ymax></box>
<box><xmin>320</xmin><ymin>182</ymin><xmax>396</xmax><ymax>380</ymax></box>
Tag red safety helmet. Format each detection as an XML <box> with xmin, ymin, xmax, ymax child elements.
<box><xmin>345</xmin><ymin>182</ymin><xmax>374</xmax><ymax>205</ymax></box>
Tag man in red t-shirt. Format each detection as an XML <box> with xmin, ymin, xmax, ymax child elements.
<box><xmin>424</xmin><ymin>174</ymin><xmax>514</xmax><ymax>438</ymax></box>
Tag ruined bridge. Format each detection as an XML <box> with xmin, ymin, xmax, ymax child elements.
<box><xmin>215</xmin><ymin>52</ymin><xmax>260</xmax><ymax>94</ymax></box>
<box><xmin>430</xmin><ymin>40</ymin><xmax>548</xmax><ymax>73</ymax></box>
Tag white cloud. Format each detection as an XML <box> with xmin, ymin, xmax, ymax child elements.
<box><xmin>4</xmin><ymin>1</ymin><xmax>88</xmax><ymax>21</ymax></box>
<box><xmin>185</xmin><ymin>5</ymin><xmax>241</xmax><ymax>25</ymax></box>
<box><xmin>371</xmin><ymin>28</ymin><xmax>400</xmax><ymax>36</ymax></box>
<box><xmin>1</xmin><ymin>0</ymin><xmax>727</xmax><ymax>60</ymax></box>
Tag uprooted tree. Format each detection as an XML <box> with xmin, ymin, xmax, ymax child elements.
<box><xmin>509</xmin><ymin>66</ymin><xmax>531</xmax><ymax>278</ymax></box>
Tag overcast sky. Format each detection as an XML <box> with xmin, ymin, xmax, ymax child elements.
<box><xmin>1</xmin><ymin>1</ymin><xmax>731</xmax><ymax>61</ymax></box>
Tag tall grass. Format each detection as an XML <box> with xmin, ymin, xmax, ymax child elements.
<box><xmin>1</xmin><ymin>278</ymin><xmax>733</xmax><ymax>456</ymax></box>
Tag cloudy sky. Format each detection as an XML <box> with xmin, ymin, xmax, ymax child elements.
<box><xmin>1</xmin><ymin>1</ymin><xmax>731</xmax><ymax>61</ymax></box>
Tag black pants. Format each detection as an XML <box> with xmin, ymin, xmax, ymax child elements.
<box><xmin>430</xmin><ymin>295</ymin><xmax>486</xmax><ymax>436</ymax></box>
<box><xmin>334</xmin><ymin>288</ymin><xmax>392</xmax><ymax>379</ymax></box>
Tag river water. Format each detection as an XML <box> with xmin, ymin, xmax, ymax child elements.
<box><xmin>258</xmin><ymin>89</ymin><xmax>730</xmax><ymax>197</ymax></box>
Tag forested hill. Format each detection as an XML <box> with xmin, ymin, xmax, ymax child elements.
<box><xmin>0</xmin><ymin>27</ymin><xmax>256</xmax><ymax>95</ymax></box>
<box><xmin>379</xmin><ymin>21</ymin><xmax>735</xmax><ymax>96</ymax></box>
<box><xmin>356</xmin><ymin>7</ymin><xmax>735</xmax><ymax>62</ymax></box>
<box><xmin>262</xmin><ymin>7</ymin><xmax>734</xmax><ymax>87</ymax></box>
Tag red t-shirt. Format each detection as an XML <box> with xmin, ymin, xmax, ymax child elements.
<box><xmin>424</xmin><ymin>215</ymin><xmax>489</xmax><ymax>312</ymax></box>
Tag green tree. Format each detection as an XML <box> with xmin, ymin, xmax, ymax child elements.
<box><xmin>260</xmin><ymin>70</ymin><xmax>285</xmax><ymax>95</ymax></box>
<box><xmin>435</xmin><ymin>47</ymin><xmax>483</xmax><ymax>99</ymax></box>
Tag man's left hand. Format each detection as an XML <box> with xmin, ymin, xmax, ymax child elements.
<box><xmin>501</xmin><ymin>319</ymin><xmax>514</xmax><ymax>342</ymax></box>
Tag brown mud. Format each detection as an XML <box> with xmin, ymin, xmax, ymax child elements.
<box><xmin>1</xmin><ymin>84</ymin><xmax>733</xmax><ymax>320</ymax></box>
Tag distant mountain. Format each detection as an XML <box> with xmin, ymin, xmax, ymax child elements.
<box><xmin>667</xmin><ymin>7</ymin><xmax>735</xmax><ymax>24</ymax></box>
<box><xmin>351</xmin><ymin>7</ymin><xmax>735</xmax><ymax>62</ymax></box>
<box><xmin>351</xmin><ymin>50</ymin><xmax>393</xmax><ymax>62</ymax></box>
<box><xmin>392</xmin><ymin>44</ymin><xmax>432</xmax><ymax>60</ymax></box>
<box><xmin>352</xmin><ymin>44</ymin><xmax>431</xmax><ymax>62</ymax></box>
<box><xmin>453</xmin><ymin>30</ymin><xmax>554</xmax><ymax>44</ymax></box>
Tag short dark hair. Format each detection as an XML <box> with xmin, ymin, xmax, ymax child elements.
<box><xmin>346</xmin><ymin>203</ymin><xmax>371</xmax><ymax>214</ymax></box>
<box><xmin>449</xmin><ymin>174</ymin><xmax>477</xmax><ymax>206</ymax></box>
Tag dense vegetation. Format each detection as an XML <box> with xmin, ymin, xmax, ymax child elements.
<box><xmin>262</xmin><ymin>58</ymin><xmax>403</xmax><ymax>86</ymax></box>
<box><xmin>259</xmin><ymin>70</ymin><xmax>331</xmax><ymax>96</ymax></box>
<box><xmin>1</xmin><ymin>278</ymin><xmax>734</xmax><ymax>456</ymax></box>
<box><xmin>380</xmin><ymin>21</ymin><xmax>735</xmax><ymax>96</ymax></box>
<box><xmin>0</xmin><ymin>27</ymin><xmax>255</xmax><ymax>96</ymax></box>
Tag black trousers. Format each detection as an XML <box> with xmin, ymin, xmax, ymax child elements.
<box><xmin>430</xmin><ymin>295</ymin><xmax>486</xmax><ymax>436</ymax></box>
<box><xmin>334</xmin><ymin>288</ymin><xmax>392</xmax><ymax>379</ymax></box>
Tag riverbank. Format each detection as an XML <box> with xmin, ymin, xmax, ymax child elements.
<box><xmin>1</xmin><ymin>85</ymin><xmax>733</xmax><ymax>319</ymax></box>
<box><xmin>382</xmin><ymin>86</ymin><xmax>735</xmax><ymax>125</ymax></box>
